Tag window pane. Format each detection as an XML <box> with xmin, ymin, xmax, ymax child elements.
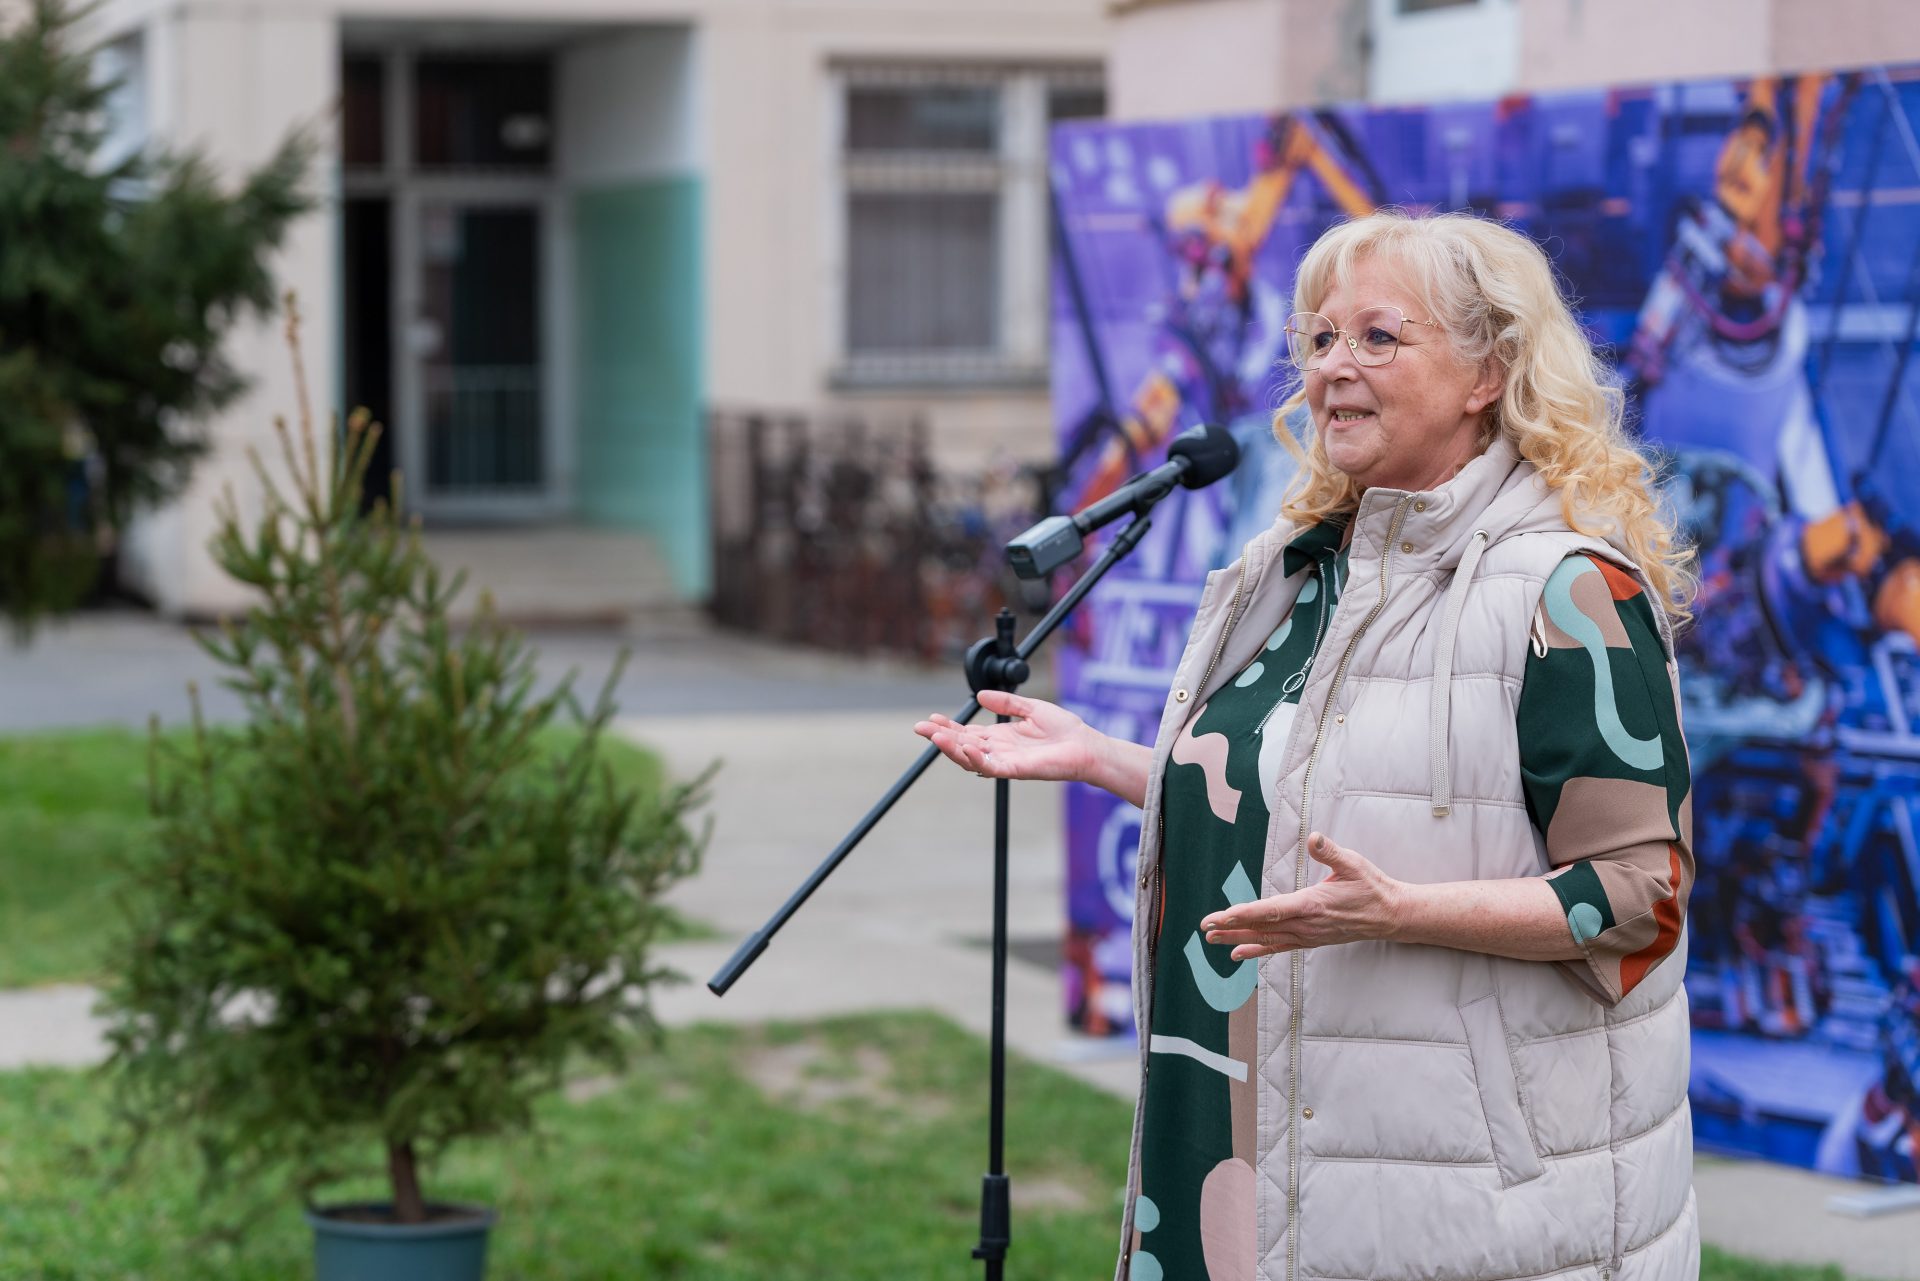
<box><xmin>414</xmin><ymin>57</ymin><xmax>552</xmax><ymax>170</ymax></box>
<box><xmin>1048</xmin><ymin>85</ymin><xmax>1106</xmax><ymax>125</ymax></box>
<box><xmin>848</xmin><ymin>85</ymin><xmax>998</xmax><ymax>153</ymax></box>
<box><xmin>847</xmin><ymin>192</ymin><xmax>998</xmax><ymax>353</ymax></box>
<box><xmin>94</xmin><ymin>36</ymin><xmax>148</xmax><ymax>170</ymax></box>
<box><xmin>420</xmin><ymin>205</ymin><xmax>544</xmax><ymax>490</ymax></box>
<box><xmin>343</xmin><ymin>55</ymin><xmax>384</xmax><ymax>169</ymax></box>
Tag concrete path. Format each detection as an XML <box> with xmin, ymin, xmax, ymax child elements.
<box><xmin>1</xmin><ymin>614</ymin><xmax>1915</xmax><ymax>1277</ymax></box>
<box><xmin>0</xmin><ymin>984</ymin><xmax>107</xmax><ymax>1069</ymax></box>
<box><xmin>630</xmin><ymin>708</ymin><xmax>1138</xmax><ymax>1099</ymax></box>
<box><xmin>0</xmin><ymin>606</ymin><xmax>988</xmax><ymax>732</ymax></box>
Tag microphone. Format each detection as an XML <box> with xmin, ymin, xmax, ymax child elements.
<box><xmin>1007</xmin><ymin>423</ymin><xmax>1240</xmax><ymax>579</ymax></box>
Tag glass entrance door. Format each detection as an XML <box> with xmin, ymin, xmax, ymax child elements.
<box><xmin>412</xmin><ymin>200</ymin><xmax>544</xmax><ymax>500</ymax></box>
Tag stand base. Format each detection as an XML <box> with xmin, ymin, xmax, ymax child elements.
<box><xmin>972</xmin><ymin>1172</ymin><xmax>1010</xmax><ymax>1264</ymax></box>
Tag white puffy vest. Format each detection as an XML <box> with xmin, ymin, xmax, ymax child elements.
<box><xmin>1118</xmin><ymin>438</ymin><xmax>1698</xmax><ymax>1281</ymax></box>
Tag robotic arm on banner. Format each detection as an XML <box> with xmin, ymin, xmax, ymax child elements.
<box><xmin>1638</xmin><ymin>75</ymin><xmax>1920</xmax><ymax>733</ymax></box>
<box><xmin>1059</xmin><ymin>115</ymin><xmax>1380</xmax><ymax>516</ymax></box>
<box><xmin>1629</xmin><ymin>75</ymin><xmax>1833</xmax><ymax>388</ymax></box>
<box><xmin>1755</xmin><ymin>76</ymin><xmax>1920</xmax><ymax>678</ymax></box>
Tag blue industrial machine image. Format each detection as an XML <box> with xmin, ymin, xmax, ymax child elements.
<box><xmin>1047</xmin><ymin>66</ymin><xmax>1920</xmax><ymax>1180</ymax></box>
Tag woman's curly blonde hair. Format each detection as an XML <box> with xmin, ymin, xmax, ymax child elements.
<box><xmin>1274</xmin><ymin>210</ymin><xmax>1695</xmax><ymax>626</ymax></box>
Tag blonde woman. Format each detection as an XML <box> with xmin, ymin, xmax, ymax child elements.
<box><xmin>919</xmin><ymin>210</ymin><xmax>1698</xmax><ymax>1281</ymax></box>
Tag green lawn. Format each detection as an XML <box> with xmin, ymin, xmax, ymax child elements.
<box><xmin>0</xmin><ymin>729</ymin><xmax>162</xmax><ymax>988</ymax></box>
<box><xmin>1703</xmin><ymin>1249</ymin><xmax>1855</xmax><ymax>1281</ymax></box>
<box><xmin>2</xmin><ymin>1013</ymin><xmax>1127</xmax><ymax>1279</ymax></box>
<box><xmin>0</xmin><ymin>726</ymin><xmax>704</xmax><ymax>989</ymax></box>
<box><xmin>0</xmin><ymin>1010</ymin><xmax>1877</xmax><ymax>1281</ymax></box>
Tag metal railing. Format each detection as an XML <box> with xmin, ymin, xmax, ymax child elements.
<box><xmin>425</xmin><ymin>365</ymin><xmax>543</xmax><ymax>490</ymax></box>
<box><xmin>708</xmin><ymin>407</ymin><xmax>1046</xmax><ymax>660</ymax></box>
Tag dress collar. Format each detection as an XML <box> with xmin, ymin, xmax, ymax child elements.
<box><xmin>1281</xmin><ymin>515</ymin><xmax>1349</xmax><ymax>578</ymax></box>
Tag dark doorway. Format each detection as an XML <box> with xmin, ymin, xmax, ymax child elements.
<box><xmin>342</xmin><ymin>196</ymin><xmax>393</xmax><ymax>509</ymax></box>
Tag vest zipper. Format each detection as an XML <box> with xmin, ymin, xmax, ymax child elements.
<box><xmin>1196</xmin><ymin>558</ymin><xmax>1252</xmax><ymax>727</ymax></box>
<box><xmin>1286</xmin><ymin>496</ymin><xmax>1414</xmax><ymax>1281</ymax></box>
<box><xmin>1257</xmin><ymin>562</ymin><xmax>1334</xmax><ymax>733</ymax></box>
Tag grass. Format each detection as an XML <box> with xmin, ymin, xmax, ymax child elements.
<box><xmin>1702</xmin><ymin>1248</ymin><xmax>1854</xmax><ymax>1281</ymax></box>
<box><xmin>0</xmin><ymin>730</ymin><xmax>155</xmax><ymax>989</ymax></box>
<box><xmin>0</xmin><ymin>1010</ymin><xmax>1880</xmax><ymax>1281</ymax></box>
<box><xmin>0</xmin><ymin>1012</ymin><xmax>1130</xmax><ymax>1280</ymax></box>
<box><xmin>0</xmin><ymin>726</ymin><xmax>710</xmax><ymax>989</ymax></box>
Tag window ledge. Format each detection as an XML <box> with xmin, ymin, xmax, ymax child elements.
<box><xmin>830</xmin><ymin>356</ymin><xmax>1048</xmax><ymax>394</ymax></box>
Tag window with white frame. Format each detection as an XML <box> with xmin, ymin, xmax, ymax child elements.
<box><xmin>834</xmin><ymin>63</ymin><xmax>1104</xmax><ymax>388</ymax></box>
<box><xmin>93</xmin><ymin>35</ymin><xmax>149</xmax><ymax>173</ymax></box>
<box><xmin>1370</xmin><ymin>0</ymin><xmax>1515</xmax><ymax>105</ymax></box>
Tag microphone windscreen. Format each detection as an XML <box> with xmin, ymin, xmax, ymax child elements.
<box><xmin>1167</xmin><ymin>423</ymin><xmax>1240</xmax><ymax>489</ymax></box>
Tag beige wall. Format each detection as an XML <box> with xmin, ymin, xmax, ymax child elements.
<box><xmin>1110</xmin><ymin>0</ymin><xmax>1367</xmax><ymax>120</ymax></box>
<box><xmin>1517</xmin><ymin>0</ymin><xmax>1768</xmax><ymax>90</ymax></box>
<box><xmin>1110</xmin><ymin>0</ymin><xmax>1288</xmax><ymax>120</ymax></box>
<box><xmin>89</xmin><ymin>0</ymin><xmax>339</xmax><ymax>616</ymax></box>
<box><xmin>1768</xmin><ymin>0</ymin><xmax>1920</xmax><ymax>72</ymax></box>
<box><xmin>1517</xmin><ymin>0</ymin><xmax>1920</xmax><ymax>92</ymax></box>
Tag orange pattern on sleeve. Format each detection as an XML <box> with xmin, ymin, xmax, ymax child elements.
<box><xmin>1593</xmin><ymin>558</ymin><xmax>1644</xmax><ymax>602</ymax></box>
<box><xmin>1619</xmin><ymin>843</ymin><xmax>1687</xmax><ymax>995</ymax></box>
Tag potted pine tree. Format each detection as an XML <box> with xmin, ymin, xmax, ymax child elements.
<box><xmin>99</xmin><ymin>306</ymin><xmax>704</xmax><ymax>1280</ymax></box>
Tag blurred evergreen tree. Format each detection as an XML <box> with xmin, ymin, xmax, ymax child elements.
<box><xmin>0</xmin><ymin>0</ymin><xmax>312</xmax><ymax>630</ymax></box>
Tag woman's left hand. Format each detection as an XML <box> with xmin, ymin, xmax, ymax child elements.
<box><xmin>1200</xmin><ymin>831</ymin><xmax>1406</xmax><ymax>960</ymax></box>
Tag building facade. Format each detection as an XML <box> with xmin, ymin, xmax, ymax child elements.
<box><xmin>79</xmin><ymin>0</ymin><xmax>1920</xmax><ymax>616</ymax></box>
<box><xmin>81</xmin><ymin>0</ymin><xmax>1109</xmax><ymax>615</ymax></box>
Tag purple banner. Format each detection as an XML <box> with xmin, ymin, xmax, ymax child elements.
<box><xmin>1051</xmin><ymin>70</ymin><xmax>1920</xmax><ymax>1182</ymax></box>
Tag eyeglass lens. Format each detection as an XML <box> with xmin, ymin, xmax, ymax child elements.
<box><xmin>1286</xmin><ymin>306</ymin><xmax>1408</xmax><ymax>369</ymax></box>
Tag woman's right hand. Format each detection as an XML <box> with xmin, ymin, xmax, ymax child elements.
<box><xmin>915</xmin><ymin>690</ymin><xmax>1150</xmax><ymax>807</ymax></box>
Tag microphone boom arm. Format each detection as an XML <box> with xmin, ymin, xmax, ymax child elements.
<box><xmin>1007</xmin><ymin>422</ymin><xmax>1238</xmax><ymax>580</ymax></box>
<box><xmin>707</xmin><ymin>514</ymin><xmax>1157</xmax><ymax>996</ymax></box>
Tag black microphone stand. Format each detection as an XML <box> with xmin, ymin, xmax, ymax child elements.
<box><xmin>709</xmin><ymin>510</ymin><xmax>1161</xmax><ymax>1280</ymax></box>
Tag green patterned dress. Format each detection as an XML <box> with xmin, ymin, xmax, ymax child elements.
<box><xmin>1129</xmin><ymin>529</ymin><xmax>1694</xmax><ymax>1281</ymax></box>
<box><xmin>1133</xmin><ymin>520</ymin><xmax>1348</xmax><ymax>1281</ymax></box>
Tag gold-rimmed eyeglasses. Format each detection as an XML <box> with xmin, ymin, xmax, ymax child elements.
<box><xmin>1284</xmin><ymin>306</ymin><xmax>1439</xmax><ymax>370</ymax></box>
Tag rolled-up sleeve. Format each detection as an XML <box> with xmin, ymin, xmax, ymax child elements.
<box><xmin>1519</xmin><ymin>553</ymin><xmax>1694</xmax><ymax>1007</ymax></box>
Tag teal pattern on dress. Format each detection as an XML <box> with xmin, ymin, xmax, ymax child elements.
<box><xmin>1132</xmin><ymin>519</ymin><xmax>1346</xmax><ymax>1281</ymax></box>
<box><xmin>1540</xmin><ymin>557</ymin><xmax>1664</xmax><ymax>770</ymax></box>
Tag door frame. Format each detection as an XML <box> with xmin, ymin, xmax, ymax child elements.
<box><xmin>340</xmin><ymin>46</ymin><xmax>572</xmax><ymax>524</ymax></box>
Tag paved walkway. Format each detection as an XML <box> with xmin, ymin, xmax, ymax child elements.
<box><xmin>1</xmin><ymin>614</ymin><xmax>1915</xmax><ymax>1277</ymax></box>
<box><xmin>0</xmin><ymin>606</ymin><xmax>992</xmax><ymax>731</ymax></box>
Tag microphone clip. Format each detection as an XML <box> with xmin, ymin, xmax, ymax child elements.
<box><xmin>965</xmin><ymin>608</ymin><xmax>1031</xmax><ymax>694</ymax></box>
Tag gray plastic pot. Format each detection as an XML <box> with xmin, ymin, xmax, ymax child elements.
<box><xmin>306</xmin><ymin>1203</ymin><xmax>497</xmax><ymax>1281</ymax></box>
